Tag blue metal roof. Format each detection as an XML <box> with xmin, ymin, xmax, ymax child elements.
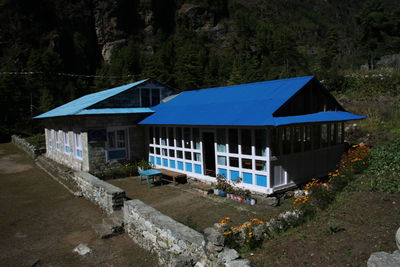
<box><xmin>77</xmin><ymin>108</ymin><xmax>154</xmax><ymax>115</ymax></box>
<box><xmin>139</xmin><ymin>76</ymin><xmax>365</xmax><ymax>126</ymax></box>
<box><xmin>34</xmin><ymin>79</ymin><xmax>149</xmax><ymax>118</ymax></box>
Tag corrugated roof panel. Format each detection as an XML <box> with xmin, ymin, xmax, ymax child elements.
<box><xmin>34</xmin><ymin>79</ymin><xmax>149</xmax><ymax>118</ymax></box>
<box><xmin>273</xmin><ymin>111</ymin><xmax>365</xmax><ymax>126</ymax></box>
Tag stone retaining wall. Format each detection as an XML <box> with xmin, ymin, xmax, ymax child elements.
<box><xmin>11</xmin><ymin>135</ymin><xmax>44</xmax><ymax>158</ymax></box>
<box><xmin>73</xmin><ymin>172</ymin><xmax>125</xmax><ymax>215</ymax></box>
<box><xmin>124</xmin><ymin>199</ymin><xmax>207</xmax><ymax>266</ymax></box>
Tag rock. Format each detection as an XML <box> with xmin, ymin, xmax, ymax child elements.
<box><xmin>218</xmin><ymin>248</ymin><xmax>240</xmax><ymax>263</ymax></box>
<box><xmin>265</xmin><ymin>196</ymin><xmax>279</xmax><ymax>207</ymax></box>
<box><xmin>101</xmin><ymin>39</ymin><xmax>127</xmax><ymax>62</ymax></box>
<box><xmin>367</xmin><ymin>251</ymin><xmax>400</xmax><ymax>267</ymax></box>
<box><xmin>175</xmin><ymin>255</ymin><xmax>193</xmax><ymax>267</ymax></box>
<box><xmin>376</xmin><ymin>54</ymin><xmax>400</xmax><ymax>69</ymax></box>
<box><xmin>204</xmin><ymin>227</ymin><xmax>224</xmax><ymax>245</ymax></box>
<box><xmin>74</xmin><ymin>191</ymin><xmax>83</xmax><ymax>197</ymax></box>
<box><xmin>73</xmin><ymin>244</ymin><xmax>91</xmax><ymax>256</ymax></box>
<box><xmin>225</xmin><ymin>259</ymin><xmax>252</xmax><ymax>267</ymax></box>
<box><xmin>396</xmin><ymin>227</ymin><xmax>400</xmax><ymax>250</ymax></box>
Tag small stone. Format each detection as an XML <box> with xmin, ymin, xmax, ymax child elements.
<box><xmin>204</xmin><ymin>227</ymin><xmax>225</xmax><ymax>245</ymax></box>
<box><xmin>218</xmin><ymin>248</ymin><xmax>240</xmax><ymax>263</ymax></box>
<box><xmin>15</xmin><ymin>232</ymin><xmax>27</xmax><ymax>238</ymax></box>
<box><xmin>265</xmin><ymin>197</ymin><xmax>279</xmax><ymax>207</ymax></box>
<box><xmin>74</xmin><ymin>191</ymin><xmax>83</xmax><ymax>197</ymax></box>
<box><xmin>224</xmin><ymin>259</ymin><xmax>252</xmax><ymax>267</ymax></box>
<box><xmin>396</xmin><ymin>227</ymin><xmax>400</xmax><ymax>250</ymax></box>
<box><xmin>367</xmin><ymin>251</ymin><xmax>400</xmax><ymax>267</ymax></box>
<box><xmin>73</xmin><ymin>244</ymin><xmax>91</xmax><ymax>256</ymax></box>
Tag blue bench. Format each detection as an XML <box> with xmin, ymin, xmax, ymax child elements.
<box><xmin>139</xmin><ymin>169</ymin><xmax>162</xmax><ymax>188</ymax></box>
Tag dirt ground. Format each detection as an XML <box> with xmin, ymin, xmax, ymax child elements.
<box><xmin>0</xmin><ymin>143</ymin><xmax>158</xmax><ymax>267</ymax></box>
<box><xmin>242</xmin><ymin>184</ymin><xmax>400</xmax><ymax>266</ymax></box>
<box><xmin>109</xmin><ymin>177</ymin><xmax>291</xmax><ymax>232</ymax></box>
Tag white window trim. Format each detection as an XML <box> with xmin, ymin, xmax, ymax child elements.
<box><xmin>63</xmin><ymin>131</ymin><xmax>71</xmax><ymax>154</ymax></box>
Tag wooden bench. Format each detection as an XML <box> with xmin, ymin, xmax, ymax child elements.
<box><xmin>156</xmin><ymin>168</ymin><xmax>187</xmax><ymax>185</ymax></box>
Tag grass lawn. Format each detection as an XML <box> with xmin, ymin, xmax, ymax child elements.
<box><xmin>109</xmin><ymin>177</ymin><xmax>292</xmax><ymax>232</ymax></box>
<box><xmin>241</xmin><ymin>176</ymin><xmax>400</xmax><ymax>266</ymax></box>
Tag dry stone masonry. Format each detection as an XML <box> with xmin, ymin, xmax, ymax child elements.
<box><xmin>11</xmin><ymin>135</ymin><xmax>44</xmax><ymax>158</ymax></box>
<box><xmin>73</xmin><ymin>172</ymin><xmax>125</xmax><ymax>215</ymax></box>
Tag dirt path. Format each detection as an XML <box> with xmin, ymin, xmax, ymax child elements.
<box><xmin>0</xmin><ymin>143</ymin><xmax>157</xmax><ymax>267</ymax></box>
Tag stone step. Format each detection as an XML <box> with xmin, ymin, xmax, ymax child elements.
<box><xmin>92</xmin><ymin>211</ymin><xmax>124</xmax><ymax>239</ymax></box>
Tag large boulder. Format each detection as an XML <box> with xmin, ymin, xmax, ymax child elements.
<box><xmin>367</xmin><ymin>251</ymin><xmax>400</xmax><ymax>267</ymax></box>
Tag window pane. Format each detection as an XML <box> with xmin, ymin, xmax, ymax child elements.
<box><xmin>241</xmin><ymin>129</ymin><xmax>252</xmax><ymax>155</ymax></box>
<box><xmin>313</xmin><ymin>125</ymin><xmax>321</xmax><ymax>149</ymax></box>
<box><xmin>255</xmin><ymin>129</ymin><xmax>267</xmax><ymax>156</ymax></box>
<box><xmin>108</xmin><ymin>132</ymin><xmax>115</xmax><ymax>148</ymax></box>
<box><xmin>330</xmin><ymin>124</ymin><xmax>337</xmax><ymax>145</ymax></box>
<box><xmin>141</xmin><ymin>89</ymin><xmax>150</xmax><ymax>106</ymax></box>
<box><xmin>161</xmin><ymin>127</ymin><xmax>167</xmax><ymax>146</ymax></box>
<box><xmin>321</xmin><ymin>124</ymin><xmax>328</xmax><ymax>147</ymax></box>
<box><xmin>337</xmin><ymin>123</ymin><xmax>343</xmax><ymax>143</ymax></box>
<box><xmin>185</xmin><ymin>151</ymin><xmax>192</xmax><ymax>160</ymax></box>
<box><xmin>149</xmin><ymin>127</ymin><xmax>154</xmax><ymax>144</ymax></box>
<box><xmin>217</xmin><ymin>129</ymin><xmax>226</xmax><ymax>152</ymax></box>
<box><xmin>177</xmin><ymin>150</ymin><xmax>183</xmax><ymax>159</ymax></box>
<box><xmin>169</xmin><ymin>149</ymin><xmax>175</xmax><ymax>157</ymax></box>
<box><xmin>304</xmin><ymin>126</ymin><xmax>312</xmax><ymax>151</ymax></box>
<box><xmin>168</xmin><ymin>127</ymin><xmax>174</xmax><ymax>146</ymax></box>
<box><xmin>242</xmin><ymin>158</ymin><xmax>252</xmax><ymax>169</ymax></box>
<box><xmin>117</xmin><ymin>130</ymin><xmax>125</xmax><ymax>148</ymax></box>
<box><xmin>162</xmin><ymin>148</ymin><xmax>168</xmax><ymax>156</ymax></box>
<box><xmin>184</xmin><ymin>128</ymin><xmax>191</xmax><ymax>148</ymax></box>
<box><xmin>255</xmin><ymin>160</ymin><xmax>266</xmax><ymax>171</ymax></box>
<box><xmin>293</xmin><ymin>127</ymin><xmax>302</xmax><ymax>153</ymax></box>
<box><xmin>283</xmin><ymin>127</ymin><xmax>291</xmax><ymax>154</ymax></box>
<box><xmin>149</xmin><ymin>146</ymin><xmax>154</xmax><ymax>154</ymax></box>
<box><xmin>229</xmin><ymin>157</ymin><xmax>239</xmax><ymax>167</ymax></box>
<box><xmin>155</xmin><ymin>127</ymin><xmax>160</xmax><ymax>145</ymax></box>
<box><xmin>217</xmin><ymin>156</ymin><xmax>226</xmax><ymax>166</ymax></box>
<box><xmin>156</xmin><ymin>147</ymin><xmax>160</xmax><ymax>155</ymax></box>
<box><xmin>193</xmin><ymin>128</ymin><xmax>200</xmax><ymax>150</ymax></box>
<box><xmin>151</xmin><ymin>88</ymin><xmax>161</xmax><ymax>106</ymax></box>
<box><xmin>194</xmin><ymin>152</ymin><xmax>201</xmax><ymax>162</ymax></box>
<box><xmin>228</xmin><ymin>129</ymin><xmax>238</xmax><ymax>153</ymax></box>
<box><xmin>175</xmin><ymin>128</ymin><xmax>182</xmax><ymax>147</ymax></box>
<box><xmin>271</xmin><ymin>128</ymin><xmax>279</xmax><ymax>156</ymax></box>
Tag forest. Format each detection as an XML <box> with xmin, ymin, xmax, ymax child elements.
<box><xmin>0</xmin><ymin>0</ymin><xmax>399</xmax><ymax>140</ymax></box>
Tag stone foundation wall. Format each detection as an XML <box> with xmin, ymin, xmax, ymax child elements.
<box><xmin>73</xmin><ymin>171</ymin><xmax>125</xmax><ymax>215</ymax></box>
<box><xmin>11</xmin><ymin>135</ymin><xmax>45</xmax><ymax>159</ymax></box>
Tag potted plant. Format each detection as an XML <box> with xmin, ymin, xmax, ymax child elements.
<box><xmin>216</xmin><ymin>175</ymin><xmax>227</xmax><ymax>197</ymax></box>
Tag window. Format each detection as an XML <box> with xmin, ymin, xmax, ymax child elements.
<box><xmin>313</xmin><ymin>125</ymin><xmax>321</xmax><ymax>149</ymax></box>
<box><xmin>293</xmin><ymin>127</ymin><xmax>302</xmax><ymax>153</ymax></box>
<box><xmin>242</xmin><ymin>158</ymin><xmax>252</xmax><ymax>169</ymax></box>
<box><xmin>63</xmin><ymin>131</ymin><xmax>71</xmax><ymax>154</ymax></box>
<box><xmin>194</xmin><ymin>152</ymin><xmax>201</xmax><ymax>162</ymax></box>
<box><xmin>149</xmin><ymin>147</ymin><xmax>154</xmax><ymax>154</ymax></box>
<box><xmin>154</xmin><ymin>127</ymin><xmax>160</xmax><ymax>145</ymax></box>
<box><xmin>241</xmin><ymin>129</ymin><xmax>252</xmax><ymax>155</ymax></box>
<box><xmin>74</xmin><ymin>132</ymin><xmax>83</xmax><ymax>159</ymax></box>
<box><xmin>228</xmin><ymin>129</ymin><xmax>238</xmax><ymax>153</ymax></box>
<box><xmin>282</xmin><ymin>127</ymin><xmax>291</xmax><ymax>154</ymax></box>
<box><xmin>177</xmin><ymin>150</ymin><xmax>183</xmax><ymax>159</ymax></box>
<box><xmin>217</xmin><ymin>129</ymin><xmax>226</xmax><ymax>152</ymax></box>
<box><xmin>151</xmin><ymin>89</ymin><xmax>161</xmax><ymax>106</ymax></box>
<box><xmin>161</xmin><ymin>127</ymin><xmax>167</xmax><ymax>146</ymax></box>
<box><xmin>321</xmin><ymin>124</ymin><xmax>328</xmax><ymax>147</ymax></box>
<box><xmin>193</xmin><ymin>128</ymin><xmax>200</xmax><ymax>150</ymax></box>
<box><xmin>169</xmin><ymin>149</ymin><xmax>175</xmax><ymax>157</ymax></box>
<box><xmin>175</xmin><ymin>128</ymin><xmax>182</xmax><ymax>147</ymax></box>
<box><xmin>47</xmin><ymin>129</ymin><xmax>53</xmax><ymax>148</ymax></box>
<box><xmin>168</xmin><ymin>127</ymin><xmax>174</xmax><ymax>146</ymax></box>
<box><xmin>337</xmin><ymin>123</ymin><xmax>343</xmax><ymax>143</ymax></box>
<box><xmin>162</xmin><ymin>148</ymin><xmax>168</xmax><ymax>156</ymax></box>
<box><xmin>229</xmin><ymin>157</ymin><xmax>239</xmax><ymax>168</ymax></box>
<box><xmin>55</xmin><ymin>130</ymin><xmax>61</xmax><ymax>151</ymax></box>
<box><xmin>255</xmin><ymin>160</ymin><xmax>266</xmax><ymax>171</ymax></box>
<box><xmin>255</xmin><ymin>129</ymin><xmax>267</xmax><ymax>156</ymax></box>
<box><xmin>149</xmin><ymin>127</ymin><xmax>154</xmax><ymax>144</ymax></box>
<box><xmin>141</xmin><ymin>89</ymin><xmax>150</xmax><ymax>106</ymax></box>
<box><xmin>156</xmin><ymin>147</ymin><xmax>160</xmax><ymax>155</ymax></box>
<box><xmin>185</xmin><ymin>151</ymin><xmax>192</xmax><ymax>160</ymax></box>
<box><xmin>217</xmin><ymin>156</ymin><xmax>226</xmax><ymax>166</ymax></box>
<box><xmin>184</xmin><ymin>128</ymin><xmax>191</xmax><ymax>148</ymax></box>
<box><xmin>330</xmin><ymin>124</ymin><xmax>337</xmax><ymax>145</ymax></box>
<box><xmin>107</xmin><ymin>129</ymin><xmax>127</xmax><ymax>160</ymax></box>
<box><xmin>303</xmin><ymin>126</ymin><xmax>312</xmax><ymax>151</ymax></box>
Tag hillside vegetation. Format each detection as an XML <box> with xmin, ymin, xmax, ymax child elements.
<box><xmin>0</xmin><ymin>0</ymin><xmax>399</xmax><ymax>139</ymax></box>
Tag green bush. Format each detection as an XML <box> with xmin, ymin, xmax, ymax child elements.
<box><xmin>367</xmin><ymin>137</ymin><xmax>400</xmax><ymax>193</ymax></box>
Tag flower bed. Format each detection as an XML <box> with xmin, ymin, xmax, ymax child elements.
<box><xmin>214</xmin><ymin>175</ymin><xmax>257</xmax><ymax>205</ymax></box>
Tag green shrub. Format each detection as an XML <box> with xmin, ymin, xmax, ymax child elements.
<box><xmin>367</xmin><ymin>137</ymin><xmax>400</xmax><ymax>193</ymax></box>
